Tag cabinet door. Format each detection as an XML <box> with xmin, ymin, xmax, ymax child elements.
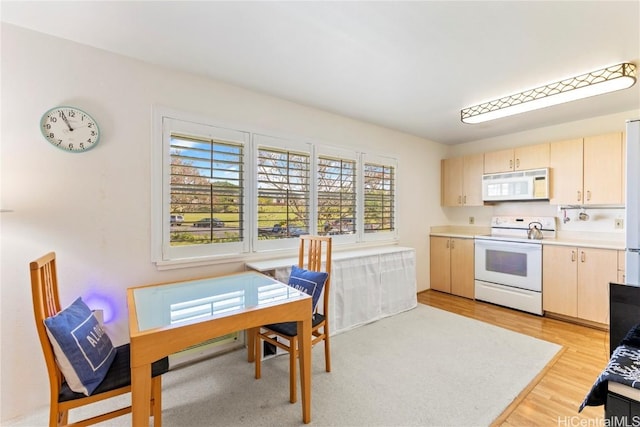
<box><xmin>450</xmin><ymin>238</ymin><xmax>475</xmax><ymax>299</ymax></box>
<box><xmin>442</xmin><ymin>157</ymin><xmax>463</xmax><ymax>206</ymax></box>
<box><xmin>462</xmin><ymin>154</ymin><xmax>484</xmax><ymax>206</ymax></box>
<box><xmin>549</xmin><ymin>138</ymin><xmax>583</xmax><ymax>205</ymax></box>
<box><xmin>515</xmin><ymin>143</ymin><xmax>549</xmax><ymax>171</ymax></box>
<box><xmin>484</xmin><ymin>149</ymin><xmax>514</xmax><ymax>173</ymax></box>
<box><xmin>583</xmin><ymin>132</ymin><xmax>623</xmax><ymax>205</ymax></box>
<box><xmin>430</xmin><ymin>237</ymin><xmax>451</xmax><ymax>292</ymax></box>
<box><xmin>542</xmin><ymin>245</ymin><xmax>578</xmax><ymax>317</ymax></box>
<box><xmin>577</xmin><ymin>248</ymin><xmax>618</xmax><ymax>324</ymax></box>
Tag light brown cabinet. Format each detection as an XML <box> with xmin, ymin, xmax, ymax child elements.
<box><xmin>484</xmin><ymin>143</ymin><xmax>549</xmax><ymax>174</ymax></box>
<box><xmin>441</xmin><ymin>154</ymin><xmax>484</xmax><ymax>207</ymax></box>
<box><xmin>543</xmin><ymin>245</ymin><xmax>617</xmax><ymax>325</ymax></box>
<box><xmin>549</xmin><ymin>132</ymin><xmax>623</xmax><ymax>205</ymax></box>
<box><xmin>430</xmin><ymin>236</ymin><xmax>474</xmax><ymax>299</ymax></box>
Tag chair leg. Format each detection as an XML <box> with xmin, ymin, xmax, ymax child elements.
<box><xmin>255</xmin><ymin>331</ymin><xmax>262</xmax><ymax>379</ymax></box>
<box><xmin>50</xmin><ymin>399</ymin><xmax>67</xmax><ymax>427</ymax></box>
<box><xmin>49</xmin><ymin>403</ymin><xmax>62</xmax><ymax>427</ymax></box>
<box><xmin>289</xmin><ymin>336</ymin><xmax>297</xmax><ymax>404</ymax></box>
<box><xmin>151</xmin><ymin>376</ymin><xmax>162</xmax><ymax>427</ymax></box>
<box><xmin>324</xmin><ymin>333</ymin><xmax>332</xmax><ymax>373</ymax></box>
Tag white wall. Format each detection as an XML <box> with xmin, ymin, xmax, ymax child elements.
<box><xmin>0</xmin><ymin>24</ymin><xmax>447</xmax><ymax>420</ymax></box>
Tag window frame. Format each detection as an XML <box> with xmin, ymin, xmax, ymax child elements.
<box><xmin>152</xmin><ymin>107</ymin><xmax>399</xmax><ymax>269</ymax></box>
<box><xmin>152</xmin><ymin>109</ymin><xmax>251</xmax><ymax>265</ymax></box>
<box><xmin>253</xmin><ymin>134</ymin><xmax>314</xmax><ymax>253</ymax></box>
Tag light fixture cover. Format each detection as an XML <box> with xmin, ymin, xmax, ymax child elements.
<box><xmin>461</xmin><ymin>63</ymin><xmax>637</xmax><ymax>124</ymax></box>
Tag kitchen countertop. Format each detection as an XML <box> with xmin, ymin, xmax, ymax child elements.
<box><xmin>430</xmin><ymin>225</ymin><xmax>489</xmax><ymax>239</ymax></box>
<box><xmin>430</xmin><ymin>226</ymin><xmax>625</xmax><ymax>250</ymax></box>
<box><xmin>541</xmin><ymin>236</ymin><xmax>624</xmax><ymax>250</ymax></box>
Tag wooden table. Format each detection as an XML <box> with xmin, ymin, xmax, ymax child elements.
<box><xmin>127</xmin><ymin>271</ymin><xmax>312</xmax><ymax>425</ymax></box>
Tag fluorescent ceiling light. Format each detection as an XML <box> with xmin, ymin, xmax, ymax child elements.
<box><xmin>461</xmin><ymin>63</ymin><xmax>637</xmax><ymax>124</ymax></box>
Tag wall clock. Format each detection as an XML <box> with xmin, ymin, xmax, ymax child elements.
<box><xmin>40</xmin><ymin>106</ymin><xmax>100</xmax><ymax>152</ymax></box>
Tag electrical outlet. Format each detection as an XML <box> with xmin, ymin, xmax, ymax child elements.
<box><xmin>469</xmin><ymin>216</ymin><xmax>475</xmax><ymax>225</ymax></box>
<box><xmin>615</xmin><ymin>218</ymin><xmax>624</xmax><ymax>229</ymax></box>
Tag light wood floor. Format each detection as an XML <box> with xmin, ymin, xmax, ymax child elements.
<box><xmin>418</xmin><ymin>290</ymin><xmax>610</xmax><ymax>427</ymax></box>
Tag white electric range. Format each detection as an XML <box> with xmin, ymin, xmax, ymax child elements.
<box><xmin>474</xmin><ymin>216</ymin><xmax>556</xmax><ymax>315</ymax></box>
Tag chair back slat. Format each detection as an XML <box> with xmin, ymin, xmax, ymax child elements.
<box><xmin>297</xmin><ymin>236</ymin><xmax>332</xmax><ymax>313</ymax></box>
<box><xmin>30</xmin><ymin>252</ymin><xmax>65</xmax><ymax>393</ymax></box>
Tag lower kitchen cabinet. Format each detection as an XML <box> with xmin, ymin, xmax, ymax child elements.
<box><xmin>543</xmin><ymin>245</ymin><xmax>618</xmax><ymax>325</ymax></box>
<box><xmin>430</xmin><ymin>236</ymin><xmax>474</xmax><ymax>299</ymax></box>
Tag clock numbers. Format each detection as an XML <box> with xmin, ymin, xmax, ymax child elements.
<box><xmin>40</xmin><ymin>106</ymin><xmax>100</xmax><ymax>153</ymax></box>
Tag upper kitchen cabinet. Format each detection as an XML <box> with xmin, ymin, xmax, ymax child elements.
<box><xmin>583</xmin><ymin>132</ymin><xmax>624</xmax><ymax>205</ymax></box>
<box><xmin>549</xmin><ymin>132</ymin><xmax>623</xmax><ymax>205</ymax></box>
<box><xmin>483</xmin><ymin>143</ymin><xmax>549</xmax><ymax>174</ymax></box>
<box><xmin>441</xmin><ymin>153</ymin><xmax>484</xmax><ymax>207</ymax></box>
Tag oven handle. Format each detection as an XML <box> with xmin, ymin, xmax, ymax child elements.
<box><xmin>474</xmin><ymin>238</ymin><xmax>542</xmax><ymax>251</ymax></box>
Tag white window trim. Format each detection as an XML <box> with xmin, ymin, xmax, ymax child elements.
<box><xmin>152</xmin><ymin>106</ymin><xmax>399</xmax><ymax>269</ymax></box>
<box><xmin>152</xmin><ymin>107</ymin><xmax>252</xmax><ymax>266</ymax></box>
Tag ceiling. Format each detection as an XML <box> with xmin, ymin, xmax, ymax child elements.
<box><xmin>2</xmin><ymin>1</ymin><xmax>639</xmax><ymax>145</ymax></box>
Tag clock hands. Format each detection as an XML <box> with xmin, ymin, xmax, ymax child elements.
<box><xmin>60</xmin><ymin>111</ymin><xmax>74</xmax><ymax>131</ymax></box>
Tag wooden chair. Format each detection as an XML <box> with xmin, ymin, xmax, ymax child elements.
<box><xmin>255</xmin><ymin>235</ymin><xmax>332</xmax><ymax>403</ymax></box>
<box><xmin>30</xmin><ymin>252</ymin><xmax>168</xmax><ymax>427</ymax></box>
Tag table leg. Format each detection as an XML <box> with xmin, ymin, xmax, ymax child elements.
<box><xmin>131</xmin><ymin>363</ymin><xmax>151</xmax><ymax>426</ymax></box>
<box><xmin>246</xmin><ymin>327</ymin><xmax>257</xmax><ymax>363</ymax></box>
<box><xmin>298</xmin><ymin>317</ymin><xmax>311</xmax><ymax>424</ymax></box>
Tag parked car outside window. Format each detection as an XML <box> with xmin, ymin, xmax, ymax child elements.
<box><xmin>193</xmin><ymin>217</ymin><xmax>225</xmax><ymax>228</ymax></box>
<box><xmin>170</xmin><ymin>215</ymin><xmax>184</xmax><ymax>226</ymax></box>
<box><xmin>288</xmin><ymin>227</ymin><xmax>308</xmax><ymax>237</ymax></box>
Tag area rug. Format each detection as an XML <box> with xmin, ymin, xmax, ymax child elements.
<box><xmin>7</xmin><ymin>304</ymin><xmax>561</xmax><ymax>426</ymax></box>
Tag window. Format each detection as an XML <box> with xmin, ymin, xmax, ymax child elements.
<box><xmin>153</xmin><ymin>109</ymin><xmax>398</xmax><ymax>267</ymax></box>
<box><xmin>317</xmin><ymin>155</ymin><xmax>356</xmax><ymax>236</ymax></box>
<box><xmin>363</xmin><ymin>156</ymin><xmax>396</xmax><ymax>239</ymax></box>
<box><xmin>154</xmin><ymin>116</ymin><xmax>250</xmax><ymax>262</ymax></box>
<box><xmin>256</xmin><ymin>136</ymin><xmax>311</xmax><ymax>244</ymax></box>
<box><xmin>170</xmin><ymin>134</ymin><xmax>244</xmax><ymax>245</ymax></box>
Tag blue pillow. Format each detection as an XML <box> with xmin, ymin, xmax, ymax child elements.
<box><xmin>288</xmin><ymin>265</ymin><xmax>328</xmax><ymax>311</ymax></box>
<box><xmin>44</xmin><ymin>297</ymin><xmax>116</xmax><ymax>396</ymax></box>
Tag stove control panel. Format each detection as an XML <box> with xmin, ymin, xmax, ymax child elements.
<box><xmin>490</xmin><ymin>216</ymin><xmax>556</xmax><ymax>231</ymax></box>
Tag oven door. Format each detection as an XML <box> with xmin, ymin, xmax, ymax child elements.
<box><xmin>474</xmin><ymin>238</ymin><xmax>542</xmax><ymax>292</ymax></box>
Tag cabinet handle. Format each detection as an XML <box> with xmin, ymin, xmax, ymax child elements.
<box><xmin>458</xmin><ymin>195</ymin><xmax>462</xmax><ymax>205</ymax></box>
<box><xmin>586</xmin><ymin>190</ymin><xmax>591</xmax><ymax>201</ymax></box>
<box><xmin>580</xmin><ymin>251</ymin><xmax>586</xmax><ymax>263</ymax></box>
<box><xmin>463</xmin><ymin>195</ymin><xmax>467</xmax><ymax>204</ymax></box>
<box><xmin>577</xmin><ymin>191</ymin><xmax>582</xmax><ymax>202</ymax></box>
<box><xmin>515</xmin><ymin>158</ymin><xmax>520</xmax><ymax>169</ymax></box>
<box><xmin>571</xmin><ymin>250</ymin><xmax>576</xmax><ymax>262</ymax></box>
<box><xmin>451</xmin><ymin>240</ymin><xmax>455</xmax><ymax>249</ymax></box>
<box><xmin>509</xmin><ymin>159</ymin><xmax>513</xmax><ymax>169</ymax></box>
<box><xmin>446</xmin><ymin>240</ymin><xmax>450</xmax><ymax>249</ymax></box>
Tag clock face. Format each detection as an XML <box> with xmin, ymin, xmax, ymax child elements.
<box><xmin>40</xmin><ymin>106</ymin><xmax>100</xmax><ymax>152</ymax></box>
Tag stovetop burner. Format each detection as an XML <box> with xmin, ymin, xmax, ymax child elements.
<box><xmin>480</xmin><ymin>216</ymin><xmax>557</xmax><ymax>241</ymax></box>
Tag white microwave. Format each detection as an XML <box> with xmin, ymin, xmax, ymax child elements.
<box><xmin>482</xmin><ymin>168</ymin><xmax>549</xmax><ymax>202</ymax></box>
